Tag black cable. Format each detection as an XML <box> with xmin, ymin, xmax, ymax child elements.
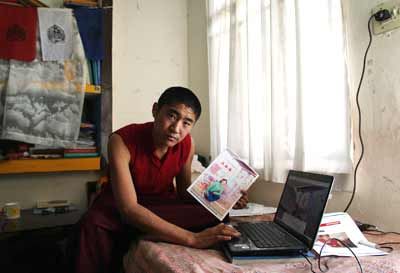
<box><xmin>318</xmin><ymin>238</ymin><xmax>363</xmax><ymax>273</ymax></box>
<box><xmin>362</xmin><ymin>229</ymin><xmax>400</xmax><ymax>252</ymax></box>
<box><xmin>317</xmin><ymin>241</ymin><xmax>330</xmax><ymax>272</ymax></box>
<box><xmin>378</xmin><ymin>246</ymin><xmax>394</xmax><ymax>252</ymax></box>
<box><xmin>344</xmin><ymin>14</ymin><xmax>375</xmax><ymax>212</ymax></box>
<box><xmin>364</xmin><ymin>229</ymin><xmax>400</xmax><ymax>236</ymax></box>
<box><xmin>300</xmin><ymin>252</ymin><xmax>317</xmax><ymax>273</ymax></box>
<box><xmin>379</xmin><ymin>242</ymin><xmax>400</xmax><ymax>246</ymax></box>
<box><xmin>378</xmin><ymin>242</ymin><xmax>400</xmax><ymax>253</ymax></box>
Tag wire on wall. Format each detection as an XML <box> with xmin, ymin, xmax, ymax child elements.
<box><xmin>343</xmin><ymin>14</ymin><xmax>375</xmax><ymax>213</ymax></box>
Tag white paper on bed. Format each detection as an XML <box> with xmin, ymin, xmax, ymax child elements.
<box><xmin>187</xmin><ymin>149</ymin><xmax>259</xmax><ymax>221</ymax></box>
<box><xmin>229</xmin><ymin>203</ymin><xmax>276</xmax><ymax>217</ymax></box>
<box><xmin>313</xmin><ymin>212</ymin><xmax>387</xmax><ymax>257</ymax></box>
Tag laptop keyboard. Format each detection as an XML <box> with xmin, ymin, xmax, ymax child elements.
<box><xmin>237</xmin><ymin>222</ymin><xmax>299</xmax><ymax>248</ymax></box>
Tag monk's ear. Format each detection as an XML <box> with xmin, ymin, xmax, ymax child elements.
<box><xmin>152</xmin><ymin>103</ymin><xmax>159</xmax><ymax>118</ymax></box>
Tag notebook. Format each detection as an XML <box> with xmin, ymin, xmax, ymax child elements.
<box><xmin>223</xmin><ymin>170</ymin><xmax>334</xmax><ymax>257</ymax></box>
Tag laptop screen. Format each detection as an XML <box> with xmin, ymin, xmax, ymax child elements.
<box><xmin>274</xmin><ymin>170</ymin><xmax>334</xmax><ymax>248</ymax></box>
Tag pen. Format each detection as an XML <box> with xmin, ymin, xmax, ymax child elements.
<box><xmin>358</xmin><ymin>240</ymin><xmax>377</xmax><ymax>248</ymax></box>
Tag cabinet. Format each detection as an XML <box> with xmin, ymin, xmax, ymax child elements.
<box><xmin>0</xmin><ymin>209</ymin><xmax>83</xmax><ymax>273</ymax></box>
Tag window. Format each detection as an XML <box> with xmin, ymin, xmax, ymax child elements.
<box><xmin>207</xmin><ymin>0</ymin><xmax>351</xmax><ymax>183</ymax></box>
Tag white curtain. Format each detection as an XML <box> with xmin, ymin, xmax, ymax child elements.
<box><xmin>207</xmin><ymin>0</ymin><xmax>352</xmax><ymax>183</ymax></box>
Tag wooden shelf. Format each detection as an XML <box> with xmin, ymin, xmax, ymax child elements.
<box><xmin>85</xmin><ymin>84</ymin><xmax>101</xmax><ymax>94</ymax></box>
<box><xmin>0</xmin><ymin>157</ymin><xmax>101</xmax><ymax>174</ymax></box>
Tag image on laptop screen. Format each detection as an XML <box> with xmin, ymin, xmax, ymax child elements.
<box><xmin>275</xmin><ymin>171</ymin><xmax>333</xmax><ymax>248</ymax></box>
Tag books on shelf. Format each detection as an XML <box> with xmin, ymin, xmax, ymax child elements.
<box><xmin>64</xmin><ymin>0</ymin><xmax>98</xmax><ymax>7</ymax></box>
<box><xmin>81</xmin><ymin>122</ymin><xmax>96</xmax><ymax>129</ymax></box>
<box><xmin>30</xmin><ymin>154</ymin><xmax>63</xmax><ymax>159</ymax></box>
<box><xmin>16</xmin><ymin>0</ymin><xmax>48</xmax><ymax>7</ymax></box>
<box><xmin>85</xmin><ymin>59</ymin><xmax>101</xmax><ymax>85</ymax></box>
<box><xmin>29</xmin><ymin>146</ymin><xmax>64</xmax><ymax>159</ymax></box>
<box><xmin>37</xmin><ymin>199</ymin><xmax>70</xmax><ymax>208</ymax></box>
<box><xmin>26</xmin><ymin>141</ymin><xmax>99</xmax><ymax>159</ymax></box>
<box><xmin>64</xmin><ymin>146</ymin><xmax>98</xmax><ymax>158</ymax></box>
<box><xmin>33</xmin><ymin>205</ymin><xmax>77</xmax><ymax>214</ymax></box>
<box><xmin>34</xmin><ymin>199</ymin><xmax>76</xmax><ymax>215</ymax></box>
<box><xmin>72</xmin><ymin>122</ymin><xmax>97</xmax><ymax>151</ymax></box>
<box><xmin>64</xmin><ymin>152</ymin><xmax>99</xmax><ymax>158</ymax></box>
<box><xmin>64</xmin><ymin>147</ymin><xmax>97</xmax><ymax>153</ymax></box>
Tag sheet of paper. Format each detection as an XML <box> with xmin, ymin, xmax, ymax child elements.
<box><xmin>229</xmin><ymin>203</ymin><xmax>276</xmax><ymax>217</ymax></box>
<box><xmin>313</xmin><ymin>212</ymin><xmax>387</xmax><ymax>257</ymax></box>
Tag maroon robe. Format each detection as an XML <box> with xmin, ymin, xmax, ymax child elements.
<box><xmin>75</xmin><ymin>122</ymin><xmax>220</xmax><ymax>273</ymax></box>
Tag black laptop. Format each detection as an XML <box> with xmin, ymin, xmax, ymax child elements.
<box><xmin>223</xmin><ymin>170</ymin><xmax>334</xmax><ymax>257</ymax></box>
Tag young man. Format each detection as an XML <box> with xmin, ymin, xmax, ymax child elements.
<box><xmin>75</xmin><ymin>87</ymin><xmax>248</xmax><ymax>273</ymax></box>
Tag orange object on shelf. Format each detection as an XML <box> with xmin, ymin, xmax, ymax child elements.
<box><xmin>0</xmin><ymin>157</ymin><xmax>101</xmax><ymax>174</ymax></box>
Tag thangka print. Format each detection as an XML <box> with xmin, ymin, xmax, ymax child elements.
<box><xmin>0</xmin><ymin>17</ymin><xmax>87</xmax><ymax>147</ymax></box>
<box><xmin>38</xmin><ymin>8</ymin><xmax>73</xmax><ymax>61</ymax></box>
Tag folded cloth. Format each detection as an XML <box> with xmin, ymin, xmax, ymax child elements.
<box><xmin>73</xmin><ymin>7</ymin><xmax>104</xmax><ymax>60</ymax></box>
<box><xmin>38</xmin><ymin>8</ymin><xmax>73</xmax><ymax>61</ymax></box>
<box><xmin>0</xmin><ymin>5</ymin><xmax>37</xmax><ymax>61</ymax></box>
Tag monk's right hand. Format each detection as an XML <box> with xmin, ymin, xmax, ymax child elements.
<box><xmin>188</xmin><ymin>223</ymin><xmax>241</xmax><ymax>249</ymax></box>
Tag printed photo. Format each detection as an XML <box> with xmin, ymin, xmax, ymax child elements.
<box><xmin>317</xmin><ymin>232</ymin><xmax>357</xmax><ymax>248</ymax></box>
<box><xmin>187</xmin><ymin>149</ymin><xmax>259</xmax><ymax>221</ymax></box>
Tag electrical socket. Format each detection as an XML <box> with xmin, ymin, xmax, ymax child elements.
<box><xmin>371</xmin><ymin>1</ymin><xmax>400</xmax><ymax>35</ymax></box>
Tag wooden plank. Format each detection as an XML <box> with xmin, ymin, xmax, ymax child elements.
<box><xmin>0</xmin><ymin>157</ymin><xmax>101</xmax><ymax>174</ymax></box>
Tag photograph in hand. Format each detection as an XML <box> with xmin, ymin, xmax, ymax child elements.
<box><xmin>187</xmin><ymin>149</ymin><xmax>259</xmax><ymax>221</ymax></box>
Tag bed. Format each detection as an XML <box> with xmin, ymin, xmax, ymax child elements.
<box><xmin>123</xmin><ymin>215</ymin><xmax>400</xmax><ymax>273</ymax></box>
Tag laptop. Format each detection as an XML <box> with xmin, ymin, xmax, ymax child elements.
<box><xmin>223</xmin><ymin>170</ymin><xmax>334</xmax><ymax>257</ymax></box>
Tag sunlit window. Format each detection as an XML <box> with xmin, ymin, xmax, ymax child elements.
<box><xmin>207</xmin><ymin>0</ymin><xmax>351</xmax><ymax>182</ymax></box>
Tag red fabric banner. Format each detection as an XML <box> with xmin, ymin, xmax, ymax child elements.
<box><xmin>0</xmin><ymin>5</ymin><xmax>37</xmax><ymax>61</ymax></box>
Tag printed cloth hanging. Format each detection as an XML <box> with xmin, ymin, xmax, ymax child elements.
<box><xmin>73</xmin><ymin>7</ymin><xmax>104</xmax><ymax>60</ymax></box>
<box><xmin>0</xmin><ymin>15</ymin><xmax>87</xmax><ymax>147</ymax></box>
<box><xmin>38</xmin><ymin>8</ymin><xmax>73</xmax><ymax>61</ymax></box>
<box><xmin>0</xmin><ymin>5</ymin><xmax>37</xmax><ymax>62</ymax></box>
<box><xmin>0</xmin><ymin>59</ymin><xmax>10</xmax><ymax>134</ymax></box>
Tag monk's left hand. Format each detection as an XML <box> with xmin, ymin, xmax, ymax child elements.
<box><xmin>233</xmin><ymin>190</ymin><xmax>249</xmax><ymax>209</ymax></box>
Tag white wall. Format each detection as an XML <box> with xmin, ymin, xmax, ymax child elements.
<box><xmin>341</xmin><ymin>0</ymin><xmax>400</xmax><ymax>232</ymax></box>
<box><xmin>187</xmin><ymin>0</ymin><xmax>210</xmax><ymax>157</ymax></box>
<box><xmin>113</xmin><ymin>0</ymin><xmax>211</xmax><ymax>157</ymax></box>
<box><xmin>250</xmin><ymin>1</ymin><xmax>400</xmax><ymax>232</ymax></box>
<box><xmin>0</xmin><ymin>172</ymin><xmax>98</xmax><ymax>210</ymax></box>
<box><xmin>113</xmin><ymin>0</ymin><xmax>189</xmax><ymax>129</ymax></box>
